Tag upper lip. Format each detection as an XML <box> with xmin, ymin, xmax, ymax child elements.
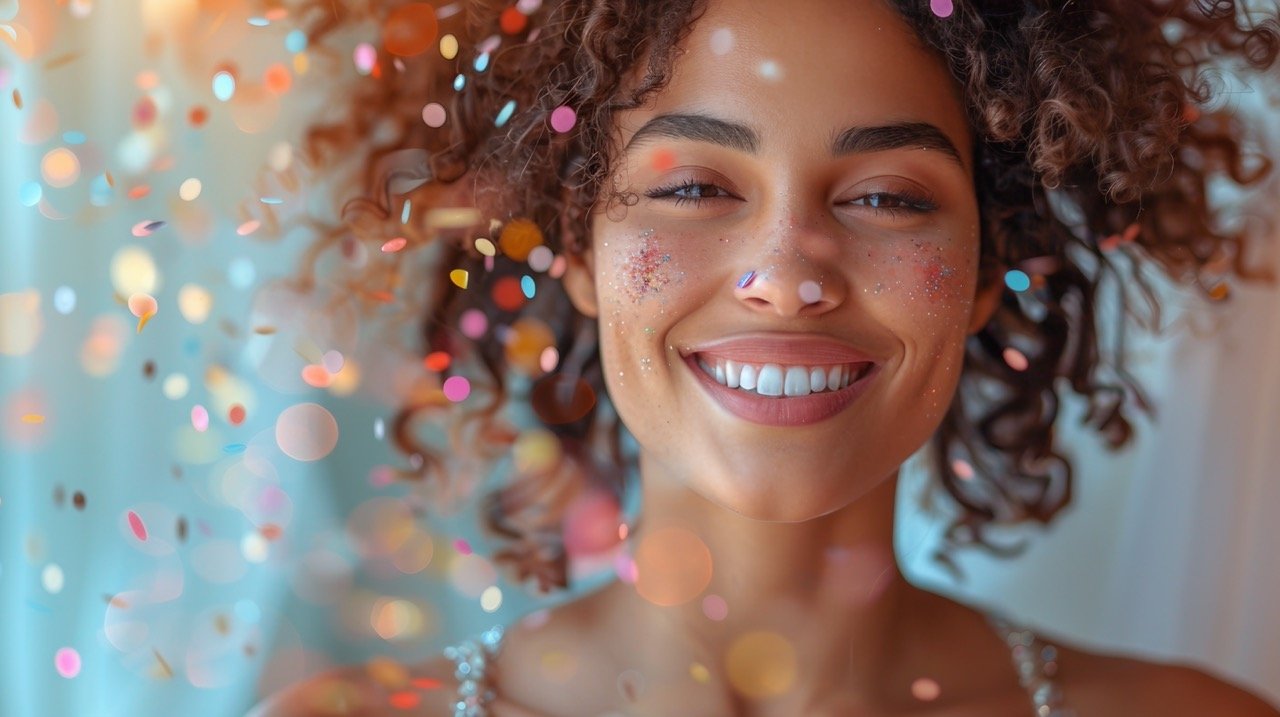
<box><xmin>679</xmin><ymin>332</ymin><xmax>881</xmax><ymax>366</ymax></box>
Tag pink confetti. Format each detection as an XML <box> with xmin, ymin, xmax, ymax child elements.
<box><xmin>381</xmin><ymin>237</ymin><xmax>407</xmax><ymax>253</ymax></box>
<box><xmin>55</xmin><ymin>647</ymin><xmax>81</xmax><ymax>678</ymax></box>
<box><xmin>453</xmin><ymin>538</ymin><xmax>472</xmax><ymax>555</ymax></box>
<box><xmin>127</xmin><ymin>510</ymin><xmax>148</xmax><ymax>541</ymax></box>
<box><xmin>549</xmin><ymin>105</ymin><xmax>576</xmax><ymax>133</ymax></box>
<box><xmin>442</xmin><ymin>375</ymin><xmax>470</xmax><ymax>402</ymax></box>
<box><xmin>191</xmin><ymin>404</ymin><xmax>209</xmax><ymax>432</ymax></box>
<box><xmin>930</xmin><ymin>0</ymin><xmax>954</xmax><ymax>18</ymax></box>
<box><xmin>459</xmin><ymin>309</ymin><xmax>487</xmax><ymax>339</ymax></box>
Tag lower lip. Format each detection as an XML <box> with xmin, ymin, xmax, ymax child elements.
<box><xmin>683</xmin><ymin>355</ymin><xmax>881</xmax><ymax>427</ymax></box>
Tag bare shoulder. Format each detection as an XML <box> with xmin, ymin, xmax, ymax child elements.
<box><xmin>1047</xmin><ymin>638</ymin><xmax>1280</xmax><ymax>716</ymax></box>
<box><xmin>244</xmin><ymin>655</ymin><xmax>461</xmax><ymax>717</ymax></box>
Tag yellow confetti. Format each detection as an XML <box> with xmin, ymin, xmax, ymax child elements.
<box><xmin>449</xmin><ymin>269</ymin><xmax>469</xmax><ymax>289</ymax></box>
<box><xmin>21</xmin><ymin>414</ymin><xmax>45</xmax><ymax>424</ymax></box>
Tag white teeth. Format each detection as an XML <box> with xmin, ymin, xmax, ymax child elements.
<box><xmin>725</xmin><ymin>359</ymin><xmax>740</xmax><ymax>388</ymax></box>
<box><xmin>826</xmin><ymin>365</ymin><xmax>841</xmax><ymax>391</ymax></box>
<box><xmin>696</xmin><ymin>356</ymin><xmax>866</xmax><ymax>397</ymax></box>
<box><xmin>783</xmin><ymin>366</ymin><xmax>810</xmax><ymax>396</ymax></box>
<box><xmin>809</xmin><ymin>367</ymin><xmax>826</xmax><ymax>393</ymax></box>
<box><xmin>756</xmin><ymin>365</ymin><xmax>784</xmax><ymax>396</ymax></box>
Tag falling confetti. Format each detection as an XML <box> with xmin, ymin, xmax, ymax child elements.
<box><xmin>127</xmin><ymin>293</ymin><xmax>158</xmax><ymax>333</ymax></box>
<box><xmin>54</xmin><ymin>648</ymin><xmax>81</xmax><ymax>678</ymax></box>
<box><xmin>127</xmin><ymin>510</ymin><xmax>148</xmax><ymax>541</ymax></box>
<box><xmin>930</xmin><ymin>0</ymin><xmax>954</xmax><ymax>18</ymax></box>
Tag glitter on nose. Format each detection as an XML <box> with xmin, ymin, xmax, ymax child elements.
<box><xmin>736</xmin><ymin>270</ymin><xmax>756</xmax><ymax>289</ymax></box>
<box><xmin>798</xmin><ymin>280</ymin><xmax>822</xmax><ymax>303</ymax></box>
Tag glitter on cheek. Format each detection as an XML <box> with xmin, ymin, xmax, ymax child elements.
<box><xmin>919</xmin><ymin>256</ymin><xmax>958</xmax><ymax>302</ymax></box>
<box><xmin>622</xmin><ymin>231</ymin><xmax>677</xmax><ymax>303</ymax></box>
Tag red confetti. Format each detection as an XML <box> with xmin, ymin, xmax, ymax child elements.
<box><xmin>499</xmin><ymin>7</ymin><xmax>528</xmax><ymax>35</ymax></box>
<box><xmin>229</xmin><ymin>404</ymin><xmax>246</xmax><ymax>425</ymax></box>
<box><xmin>411</xmin><ymin>677</ymin><xmax>443</xmax><ymax>690</ymax></box>
<box><xmin>423</xmin><ymin>351</ymin><xmax>451</xmax><ymax>372</ymax></box>
<box><xmin>388</xmin><ymin>692</ymin><xmax>420</xmax><ymax>710</ymax></box>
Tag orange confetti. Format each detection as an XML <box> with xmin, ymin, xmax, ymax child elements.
<box><xmin>188</xmin><ymin>105</ymin><xmax>209</xmax><ymax>127</ymax></box>
<box><xmin>383</xmin><ymin>3</ymin><xmax>439</xmax><ymax>57</ymax></box>
<box><xmin>127</xmin><ymin>185</ymin><xmax>151</xmax><ymax>200</ymax></box>
<box><xmin>498</xmin><ymin>219</ymin><xmax>543</xmax><ymax>262</ymax></box>
<box><xmin>263</xmin><ymin>64</ymin><xmax>292</xmax><ymax>94</ymax></box>
<box><xmin>44</xmin><ymin>52</ymin><xmax>82</xmax><ymax>70</ymax></box>
<box><xmin>228</xmin><ymin>404</ymin><xmax>246</xmax><ymax>425</ymax></box>
<box><xmin>1209</xmin><ymin>283</ymin><xmax>1230</xmax><ymax>301</ymax></box>
<box><xmin>21</xmin><ymin>414</ymin><xmax>45</xmax><ymax>424</ymax></box>
<box><xmin>104</xmin><ymin>171</ymin><xmax>115</xmax><ymax>187</ymax></box>
<box><xmin>259</xmin><ymin>523</ymin><xmax>282</xmax><ymax>540</ymax></box>
<box><xmin>365</xmin><ymin>290</ymin><xmax>395</xmax><ymax>303</ymax></box>
<box><xmin>301</xmin><ymin>364</ymin><xmax>332</xmax><ymax>388</ymax></box>
<box><xmin>12</xmin><ymin>89</ymin><xmax>22</xmax><ymax>109</ymax></box>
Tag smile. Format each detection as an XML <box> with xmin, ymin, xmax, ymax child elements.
<box><xmin>695</xmin><ymin>356</ymin><xmax>871</xmax><ymax>396</ymax></box>
<box><xmin>683</xmin><ymin>353</ymin><xmax>880</xmax><ymax>427</ymax></box>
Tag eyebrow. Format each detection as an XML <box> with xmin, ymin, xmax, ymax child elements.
<box><xmin>624</xmin><ymin>112</ymin><xmax>966</xmax><ymax>170</ymax></box>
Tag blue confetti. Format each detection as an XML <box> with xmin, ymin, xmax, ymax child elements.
<box><xmin>1004</xmin><ymin>269</ymin><xmax>1031</xmax><ymax>293</ymax></box>
<box><xmin>224</xmin><ymin>443</ymin><xmax>246</xmax><ymax>454</ymax></box>
<box><xmin>401</xmin><ymin>199</ymin><xmax>411</xmax><ymax>224</ymax></box>
<box><xmin>248</xmin><ymin>16</ymin><xmax>269</xmax><ymax>26</ymax></box>
<box><xmin>212</xmin><ymin>71</ymin><xmax>236</xmax><ymax>102</ymax></box>
<box><xmin>260</xmin><ymin>197</ymin><xmax>283</xmax><ymax>205</ymax></box>
<box><xmin>62</xmin><ymin>131</ymin><xmax>87</xmax><ymax>145</ymax></box>
<box><xmin>474</xmin><ymin>52</ymin><xmax>490</xmax><ymax>73</ymax></box>
<box><xmin>495</xmin><ymin>99</ymin><xmax>517</xmax><ymax>127</ymax></box>
<box><xmin>453</xmin><ymin>73</ymin><xmax>466</xmax><ymax>91</ymax></box>
<box><xmin>19</xmin><ymin>181</ymin><xmax>41</xmax><ymax>207</ymax></box>
<box><xmin>521</xmin><ymin>275</ymin><xmax>536</xmax><ymax>299</ymax></box>
<box><xmin>285</xmin><ymin>29</ymin><xmax>307</xmax><ymax>53</ymax></box>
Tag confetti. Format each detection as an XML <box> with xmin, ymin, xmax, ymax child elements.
<box><xmin>192</xmin><ymin>404</ymin><xmax>209</xmax><ymax>431</ymax></box>
<box><xmin>499</xmin><ymin>7</ymin><xmax>527</xmax><ymax>34</ymax></box>
<box><xmin>951</xmin><ymin>458</ymin><xmax>975</xmax><ymax>480</ymax></box>
<box><xmin>54</xmin><ymin>648</ymin><xmax>81</xmax><ymax>678</ymax></box>
<box><xmin>211</xmin><ymin>70</ymin><xmax>235</xmax><ymax>101</ymax></box>
<box><xmin>549</xmin><ymin>105</ymin><xmax>576</xmax><ymax>133</ymax></box>
<box><xmin>453</xmin><ymin>538</ymin><xmax>472</xmax><ymax>555</ymax></box>
<box><xmin>275</xmin><ymin>402</ymin><xmax>339</xmax><ymax>461</ymax></box>
<box><xmin>1002</xmin><ymin>347</ymin><xmax>1029</xmax><ymax>372</ymax></box>
<box><xmin>127</xmin><ymin>293</ymin><xmax>158</xmax><ymax>333</ymax></box>
<box><xmin>414</xmin><ymin>101</ymin><xmax>447</xmax><ymax>129</ymax></box>
<box><xmin>381</xmin><ymin>237</ymin><xmax>407</xmax><ymax>253</ymax></box>
<box><xmin>449</xmin><ymin>269</ymin><xmax>469</xmax><ymax>289</ymax></box>
<box><xmin>494</xmin><ymin>99</ymin><xmax>516</xmax><ymax>127</ymax></box>
<box><xmin>930</xmin><ymin>0</ymin><xmax>954</xmax><ymax>18</ymax></box>
<box><xmin>384</xmin><ymin>3</ymin><xmax>439</xmax><ymax>56</ymax></box>
<box><xmin>439</xmin><ymin>34</ymin><xmax>459</xmax><ymax>60</ymax></box>
<box><xmin>442</xmin><ymin>376</ymin><xmax>470</xmax><ymax>402</ymax></box>
<box><xmin>1004</xmin><ymin>269</ymin><xmax>1031</xmax><ymax>292</ymax></box>
<box><xmin>229</xmin><ymin>404</ymin><xmax>246</xmax><ymax>425</ymax></box>
<box><xmin>127</xmin><ymin>510</ymin><xmax>148</xmax><ymax>541</ymax></box>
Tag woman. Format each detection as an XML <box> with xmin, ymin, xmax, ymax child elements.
<box><xmin>253</xmin><ymin>0</ymin><xmax>1280</xmax><ymax>714</ymax></box>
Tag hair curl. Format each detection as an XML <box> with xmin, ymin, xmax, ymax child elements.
<box><xmin>285</xmin><ymin>0</ymin><xmax>1280</xmax><ymax>593</ymax></box>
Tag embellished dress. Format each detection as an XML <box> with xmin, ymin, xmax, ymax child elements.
<box><xmin>443</xmin><ymin>612</ymin><xmax>1074</xmax><ymax>717</ymax></box>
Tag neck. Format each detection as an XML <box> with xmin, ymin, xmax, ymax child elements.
<box><xmin>601</xmin><ymin>448</ymin><xmax>921</xmax><ymax>708</ymax></box>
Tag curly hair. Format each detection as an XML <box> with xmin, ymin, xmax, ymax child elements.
<box><xmin>284</xmin><ymin>0</ymin><xmax>1280</xmax><ymax>593</ymax></box>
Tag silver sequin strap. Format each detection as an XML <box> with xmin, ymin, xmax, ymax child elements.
<box><xmin>985</xmin><ymin>613</ymin><xmax>1077</xmax><ymax>717</ymax></box>
<box><xmin>443</xmin><ymin>625</ymin><xmax>506</xmax><ymax>717</ymax></box>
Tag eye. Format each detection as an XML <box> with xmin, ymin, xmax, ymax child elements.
<box><xmin>846</xmin><ymin>191</ymin><xmax>938</xmax><ymax>219</ymax></box>
<box><xmin>644</xmin><ymin>180</ymin><xmax>736</xmax><ymax>207</ymax></box>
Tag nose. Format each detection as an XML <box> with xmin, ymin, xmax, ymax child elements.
<box><xmin>733</xmin><ymin>241</ymin><xmax>847</xmax><ymax>318</ymax></box>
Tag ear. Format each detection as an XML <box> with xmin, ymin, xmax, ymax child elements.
<box><xmin>967</xmin><ymin>269</ymin><xmax>1004</xmax><ymax>335</ymax></box>
<box><xmin>560</xmin><ymin>227</ymin><xmax>599</xmax><ymax>319</ymax></box>
<box><xmin>562</xmin><ymin>249</ymin><xmax>599</xmax><ymax>319</ymax></box>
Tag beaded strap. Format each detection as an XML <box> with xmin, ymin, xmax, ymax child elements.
<box><xmin>443</xmin><ymin>625</ymin><xmax>506</xmax><ymax>717</ymax></box>
<box><xmin>986</xmin><ymin>613</ymin><xmax>1076</xmax><ymax>717</ymax></box>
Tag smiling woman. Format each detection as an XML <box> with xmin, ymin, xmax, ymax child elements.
<box><xmin>251</xmin><ymin>0</ymin><xmax>1280</xmax><ymax>715</ymax></box>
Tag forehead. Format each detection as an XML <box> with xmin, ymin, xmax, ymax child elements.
<box><xmin>617</xmin><ymin>0</ymin><xmax>972</xmax><ymax>163</ymax></box>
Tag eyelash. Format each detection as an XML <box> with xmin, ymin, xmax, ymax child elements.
<box><xmin>644</xmin><ymin>180</ymin><xmax>938</xmax><ymax>218</ymax></box>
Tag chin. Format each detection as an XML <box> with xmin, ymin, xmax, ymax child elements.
<box><xmin>692</xmin><ymin>471</ymin><xmax>858</xmax><ymax>523</ymax></box>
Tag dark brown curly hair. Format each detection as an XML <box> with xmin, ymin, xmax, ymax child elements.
<box><xmin>283</xmin><ymin>0</ymin><xmax>1280</xmax><ymax>593</ymax></box>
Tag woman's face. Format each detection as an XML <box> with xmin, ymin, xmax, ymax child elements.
<box><xmin>563</xmin><ymin>0</ymin><xmax>1001</xmax><ymax>521</ymax></box>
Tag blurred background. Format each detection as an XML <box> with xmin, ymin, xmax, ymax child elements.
<box><xmin>2</xmin><ymin>0</ymin><xmax>1279</xmax><ymax>715</ymax></box>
